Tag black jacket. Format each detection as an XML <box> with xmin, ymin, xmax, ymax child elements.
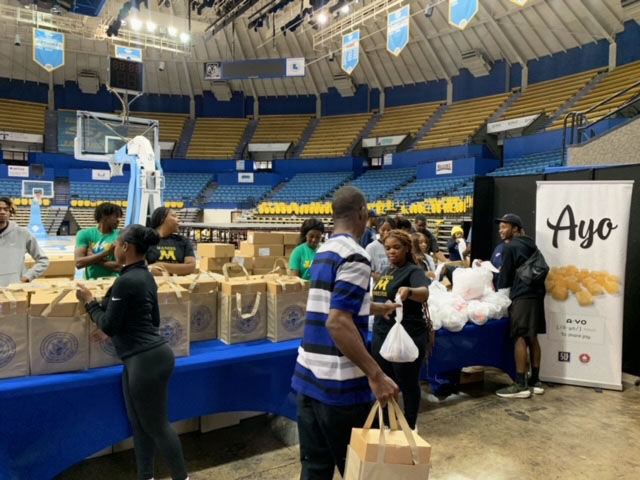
<box><xmin>497</xmin><ymin>236</ymin><xmax>546</xmax><ymax>300</ymax></box>
<box><xmin>86</xmin><ymin>261</ymin><xmax>165</xmax><ymax>359</ymax></box>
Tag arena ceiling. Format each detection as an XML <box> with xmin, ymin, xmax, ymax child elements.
<box><xmin>0</xmin><ymin>0</ymin><xmax>636</xmax><ymax>99</ymax></box>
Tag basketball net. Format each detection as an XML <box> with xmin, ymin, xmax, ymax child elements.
<box><xmin>34</xmin><ymin>192</ymin><xmax>43</xmax><ymax>205</ymax></box>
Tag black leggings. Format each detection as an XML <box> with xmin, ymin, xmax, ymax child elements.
<box><xmin>122</xmin><ymin>343</ymin><xmax>187</xmax><ymax>480</ymax></box>
<box><xmin>372</xmin><ymin>329</ymin><xmax>429</xmax><ymax>429</ymax></box>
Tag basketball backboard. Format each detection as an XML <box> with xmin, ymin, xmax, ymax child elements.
<box><xmin>22</xmin><ymin>180</ymin><xmax>54</xmax><ymax>198</ymax></box>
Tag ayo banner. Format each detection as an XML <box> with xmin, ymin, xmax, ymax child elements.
<box><xmin>387</xmin><ymin>5</ymin><xmax>410</xmax><ymax>56</ymax></box>
<box><xmin>342</xmin><ymin>30</ymin><xmax>360</xmax><ymax>75</ymax></box>
<box><xmin>536</xmin><ymin>181</ymin><xmax>634</xmax><ymax>390</ymax></box>
<box><xmin>33</xmin><ymin>28</ymin><xmax>64</xmax><ymax>72</ymax></box>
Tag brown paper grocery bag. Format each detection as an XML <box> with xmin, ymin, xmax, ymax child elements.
<box><xmin>344</xmin><ymin>399</ymin><xmax>431</xmax><ymax>480</ymax></box>
<box><xmin>266</xmin><ymin>277</ymin><xmax>309</xmax><ymax>342</ymax></box>
<box><xmin>29</xmin><ymin>289</ymin><xmax>89</xmax><ymax>375</ymax></box>
<box><xmin>0</xmin><ymin>290</ymin><xmax>29</xmax><ymax>379</ymax></box>
<box><xmin>174</xmin><ymin>273</ymin><xmax>220</xmax><ymax>342</ymax></box>
<box><xmin>219</xmin><ymin>263</ymin><xmax>267</xmax><ymax>344</ymax></box>
<box><xmin>86</xmin><ymin>288</ymin><xmax>121</xmax><ymax>369</ymax></box>
<box><xmin>157</xmin><ymin>282</ymin><xmax>191</xmax><ymax>357</ymax></box>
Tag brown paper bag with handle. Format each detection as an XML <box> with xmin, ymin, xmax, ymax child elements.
<box><xmin>173</xmin><ymin>272</ymin><xmax>220</xmax><ymax>342</ymax></box>
<box><xmin>218</xmin><ymin>263</ymin><xmax>267</xmax><ymax>344</ymax></box>
<box><xmin>344</xmin><ymin>399</ymin><xmax>431</xmax><ymax>480</ymax></box>
<box><xmin>0</xmin><ymin>290</ymin><xmax>29</xmax><ymax>379</ymax></box>
<box><xmin>28</xmin><ymin>288</ymin><xmax>89</xmax><ymax>375</ymax></box>
<box><xmin>157</xmin><ymin>281</ymin><xmax>191</xmax><ymax>357</ymax></box>
<box><xmin>266</xmin><ymin>276</ymin><xmax>309</xmax><ymax>342</ymax></box>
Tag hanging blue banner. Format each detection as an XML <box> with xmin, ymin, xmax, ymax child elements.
<box><xmin>115</xmin><ymin>46</ymin><xmax>143</xmax><ymax>62</ymax></box>
<box><xmin>342</xmin><ymin>30</ymin><xmax>360</xmax><ymax>75</ymax></box>
<box><xmin>33</xmin><ymin>28</ymin><xmax>64</xmax><ymax>72</ymax></box>
<box><xmin>387</xmin><ymin>5</ymin><xmax>410</xmax><ymax>56</ymax></box>
<box><xmin>449</xmin><ymin>0</ymin><xmax>478</xmax><ymax>30</ymax></box>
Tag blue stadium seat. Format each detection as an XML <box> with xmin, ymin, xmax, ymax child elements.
<box><xmin>347</xmin><ymin>168</ymin><xmax>415</xmax><ymax>202</ymax></box>
<box><xmin>487</xmin><ymin>150</ymin><xmax>564</xmax><ymax>177</ymax></box>
<box><xmin>269</xmin><ymin>172</ymin><xmax>352</xmax><ymax>203</ymax></box>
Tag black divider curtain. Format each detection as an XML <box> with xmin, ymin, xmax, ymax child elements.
<box><xmin>471</xmin><ymin>166</ymin><xmax>640</xmax><ymax>375</ymax></box>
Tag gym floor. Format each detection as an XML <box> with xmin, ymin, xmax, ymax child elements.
<box><xmin>56</xmin><ymin>369</ymin><xmax>640</xmax><ymax>480</ymax></box>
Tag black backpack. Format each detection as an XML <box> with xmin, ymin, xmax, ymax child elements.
<box><xmin>516</xmin><ymin>249</ymin><xmax>549</xmax><ymax>286</ymax></box>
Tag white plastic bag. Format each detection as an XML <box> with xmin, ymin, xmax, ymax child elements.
<box><xmin>467</xmin><ymin>300</ymin><xmax>491</xmax><ymax>325</ymax></box>
<box><xmin>452</xmin><ymin>265</ymin><xmax>494</xmax><ymax>300</ymax></box>
<box><xmin>379</xmin><ymin>294</ymin><xmax>419</xmax><ymax>363</ymax></box>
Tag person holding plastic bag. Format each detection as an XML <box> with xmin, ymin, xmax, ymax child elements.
<box><xmin>371</xmin><ymin>229</ymin><xmax>430</xmax><ymax>430</ymax></box>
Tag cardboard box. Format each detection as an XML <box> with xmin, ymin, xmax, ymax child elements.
<box><xmin>278</xmin><ymin>232</ymin><xmax>300</xmax><ymax>246</ymax></box>
<box><xmin>0</xmin><ymin>290</ymin><xmax>29</xmax><ymax>379</ymax></box>
<box><xmin>247</xmin><ymin>231</ymin><xmax>283</xmax><ymax>245</ymax></box>
<box><xmin>26</xmin><ymin>255</ymin><xmax>76</xmax><ymax>278</ymax></box>
<box><xmin>200</xmin><ymin>256</ymin><xmax>231</xmax><ymax>272</ymax></box>
<box><xmin>284</xmin><ymin>245</ymin><xmax>296</xmax><ymax>257</ymax></box>
<box><xmin>197</xmin><ymin>243</ymin><xmax>235</xmax><ymax>258</ymax></box>
<box><xmin>239</xmin><ymin>242</ymin><xmax>284</xmax><ymax>258</ymax></box>
<box><xmin>232</xmin><ymin>256</ymin><xmax>254</xmax><ymax>272</ymax></box>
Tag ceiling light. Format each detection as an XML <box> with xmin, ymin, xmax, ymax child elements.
<box><xmin>146</xmin><ymin>21</ymin><xmax>157</xmax><ymax>32</ymax></box>
<box><xmin>179</xmin><ymin>32</ymin><xmax>190</xmax><ymax>43</ymax></box>
<box><xmin>340</xmin><ymin>5</ymin><xmax>349</xmax><ymax>14</ymax></box>
<box><xmin>130</xmin><ymin>17</ymin><xmax>142</xmax><ymax>31</ymax></box>
<box><xmin>167</xmin><ymin>25</ymin><xmax>177</xmax><ymax>36</ymax></box>
<box><xmin>318</xmin><ymin>12</ymin><xmax>328</xmax><ymax>24</ymax></box>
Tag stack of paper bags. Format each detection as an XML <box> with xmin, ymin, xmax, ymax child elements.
<box><xmin>28</xmin><ymin>289</ymin><xmax>89</xmax><ymax>375</ymax></box>
<box><xmin>345</xmin><ymin>400</ymin><xmax>431</xmax><ymax>480</ymax></box>
<box><xmin>218</xmin><ymin>263</ymin><xmax>267</xmax><ymax>344</ymax></box>
<box><xmin>0</xmin><ymin>290</ymin><xmax>29</xmax><ymax>379</ymax></box>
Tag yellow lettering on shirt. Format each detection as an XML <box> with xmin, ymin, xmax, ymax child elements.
<box><xmin>373</xmin><ymin>275</ymin><xmax>393</xmax><ymax>297</ymax></box>
<box><xmin>158</xmin><ymin>247</ymin><xmax>177</xmax><ymax>261</ymax></box>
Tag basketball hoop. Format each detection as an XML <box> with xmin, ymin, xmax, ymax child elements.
<box><xmin>109</xmin><ymin>161</ymin><xmax>124</xmax><ymax>177</ymax></box>
<box><xmin>34</xmin><ymin>191</ymin><xmax>43</xmax><ymax>205</ymax></box>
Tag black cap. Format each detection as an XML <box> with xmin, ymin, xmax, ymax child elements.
<box><xmin>495</xmin><ymin>213</ymin><xmax>523</xmax><ymax>229</ymax></box>
<box><xmin>368</xmin><ymin>209</ymin><xmax>379</xmax><ymax>217</ymax></box>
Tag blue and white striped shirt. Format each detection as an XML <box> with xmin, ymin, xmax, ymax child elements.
<box><xmin>291</xmin><ymin>233</ymin><xmax>373</xmax><ymax>406</ymax></box>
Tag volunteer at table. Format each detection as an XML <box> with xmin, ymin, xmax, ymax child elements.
<box><xmin>289</xmin><ymin>217</ymin><xmax>324</xmax><ymax>280</ymax></box>
<box><xmin>76</xmin><ymin>225</ymin><xmax>189</xmax><ymax>480</ymax></box>
<box><xmin>372</xmin><ymin>229</ymin><xmax>430</xmax><ymax>430</ymax></box>
<box><xmin>146</xmin><ymin>207</ymin><xmax>196</xmax><ymax>276</ymax></box>
<box><xmin>75</xmin><ymin>202</ymin><xmax>123</xmax><ymax>279</ymax></box>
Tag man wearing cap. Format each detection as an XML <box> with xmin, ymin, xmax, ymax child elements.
<box><xmin>495</xmin><ymin>213</ymin><xmax>546</xmax><ymax>399</ymax></box>
<box><xmin>359</xmin><ymin>209</ymin><xmax>378</xmax><ymax>248</ymax></box>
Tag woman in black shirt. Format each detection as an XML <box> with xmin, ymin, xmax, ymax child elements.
<box><xmin>146</xmin><ymin>207</ymin><xmax>196</xmax><ymax>276</ymax></box>
<box><xmin>372</xmin><ymin>229</ymin><xmax>430</xmax><ymax>429</ymax></box>
<box><xmin>76</xmin><ymin>225</ymin><xmax>189</xmax><ymax>480</ymax></box>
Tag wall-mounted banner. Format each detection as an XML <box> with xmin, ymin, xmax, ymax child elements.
<box><xmin>8</xmin><ymin>165</ymin><xmax>29</xmax><ymax>178</ymax></box>
<box><xmin>449</xmin><ymin>0</ymin><xmax>478</xmax><ymax>30</ymax></box>
<box><xmin>286</xmin><ymin>57</ymin><xmax>306</xmax><ymax>77</ymax></box>
<box><xmin>436</xmin><ymin>160</ymin><xmax>453</xmax><ymax>175</ymax></box>
<box><xmin>238</xmin><ymin>172</ymin><xmax>254</xmax><ymax>184</ymax></box>
<box><xmin>92</xmin><ymin>169</ymin><xmax>112</xmax><ymax>181</ymax></box>
<box><xmin>115</xmin><ymin>46</ymin><xmax>142</xmax><ymax>62</ymax></box>
<box><xmin>33</xmin><ymin>28</ymin><xmax>64</xmax><ymax>72</ymax></box>
<box><xmin>536</xmin><ymin>181</ymin><xmax>634</xmax><ymax>391</ymax></box>
<box><xmin>342</xmin><ymin>30</ymin><xmax>360</xmax><ymax>75</ymax></box>
<box><xmin>387</xmin><ymin>5</ymin><xmax>410</xmax><ymax>56</ymax></box>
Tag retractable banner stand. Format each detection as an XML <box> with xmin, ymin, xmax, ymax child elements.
<box><xmin>536</xmin><ymin>181</ymin><xmax>634</xmax><ymax>390</ymax></box>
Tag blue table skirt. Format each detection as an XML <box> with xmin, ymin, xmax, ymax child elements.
<box><xmin>0</xmin><ymin>318</ymin><xmax>514</xmax><ymax>480</ymax></box>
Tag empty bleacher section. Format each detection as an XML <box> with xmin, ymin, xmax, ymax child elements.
<box><xmin>250</xmin><ymin>115</ymin><xmax>312</xmax><ymax>145</ymax></box>
<box><xmin>548</xmin><ymin>61</ymin><xmax>640</xmax><ymax>130</ymax></box>
<box><xmin>500</xmin><ymin>69</ymin><xmax>600</xmax><ymax>122</ymax></box>
<box><xmin>301</xmin><ymin>113</ymin><xmax>372</xmax><ymax>158</ymax></box>
<box><xmin>128</xmin><ymin>112</ymin><xmax>188</xmax><ymax>143</ymax></box>
<box><xmin>347</xmin><ymin>168</ymin><xmax>415</xmax><ymax>202</ymax></box>
<box><xmin>187</xmin><ymin>118</ymin><xmax>249</xmax><ymax>159</ymax></box>
<box><xmin>0</xmin><ymin>99</ymin><xmax>47</xmax><ymax>134</ymax></box>
<box><xmin>394</xmin><ymin>176</ymin><xmax>474</xmax><ymax>205</ymax></box>
<box><xmin>369</xmin><ymin>102</ymin><xmax>442</xmax><ymax>137</ymax></box>
<box><xmin>268</xmin><ymin>172</ymin><xmax>352</xmax><ymax>203</ymax></box>
<box><xmin>208</xmin><ymin>184</ymin><xmax>272</xmax><ymax>205</ymax></box>
<box><xmin>415</xmin><ymin>93</ymin><xmax>511</xmax><ymax>150</ymax></box>
<box><xmin>163</xmin><ymin>173</ymin><xmax>213</xmax><ymax>204</ymax></box>
<box><xmin>488</xmin><ymin>150</ymin><xmax>563</xmax><ymax>176</ymax></box>
<box><xmin>70</xmin><ymin>181</ymin><xmax>128</xmax><ymax>201</ymax></box>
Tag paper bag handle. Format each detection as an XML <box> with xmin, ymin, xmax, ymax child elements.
<box><xmin>0</xmin><ymin>289</ymin><xmax>17</xmax><ymax>315</ymax></box>
<box><xmin>223</xmin><ymin>262</ymin><xmax>250</xmax><ymax>281</ymax></box>
<box><xmin>269</xmin><ymin>258</ymin><xmax>289</xmax><ymax>275</ymax></box>
<box><xmin>235</xmin><ymin>292</ymin><xmax>261</xmax><ymax>319</ymax></box>
<box><xmin>41</xmin><ymin>288</ymin><xmax>74</xmax><ymax>318</ymax></box>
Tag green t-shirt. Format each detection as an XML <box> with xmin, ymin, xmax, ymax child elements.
<box><xmin>289</xmin><ymin>243</ymin><xmax>317</xmax><ymax>281</ymax></box>
<box><xmin>76</xmin><ymin>227</ymin><xmax>120</xmax><ymax>280</ymax></box>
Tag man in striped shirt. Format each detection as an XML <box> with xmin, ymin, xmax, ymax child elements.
<box><xmin>292</xmin><ymin>186</ymin><xmax>400</xmax><ymax>480</ymax></box>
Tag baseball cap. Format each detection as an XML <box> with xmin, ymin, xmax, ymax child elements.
<box><xmin>451</xmin><ymin>226</ymin><xmax>464</xmax><ymax>236</ymax></box>
<box><xmin>495</xmin><ymin>213</ymin><xmax>523</xmax><ymax>229</ymax></box>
